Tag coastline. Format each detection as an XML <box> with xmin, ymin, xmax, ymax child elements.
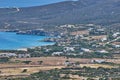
<box><xmin>0</xmin><ymin>31</ymin><xmax>55</xmax><ymax>50</ymax></box>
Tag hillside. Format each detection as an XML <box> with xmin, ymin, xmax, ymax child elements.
<box><xmin>0</xmin><ymin>0</ymin><xmax>120</xmax><ymax>29</ymax></box>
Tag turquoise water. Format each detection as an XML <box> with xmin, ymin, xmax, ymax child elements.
<box><xmin>0</xmin><ymin>32</ymin><xmax>55</xmax><ymax>50</ymax></box>
<box><xmin>0</xmin><ymin>0</ymin><xmax>65</xmax><ymax>8</ymax></box>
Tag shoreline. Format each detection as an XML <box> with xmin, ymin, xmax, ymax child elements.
<box><xmin>0</xmin><ymin>43</ymin><xmax>55</xmax><ymax>51</ymax></box>
<box><xmin>0</xmin><ymin>31</ymin><xmax>55</xmax><ymax>51</ymax></box>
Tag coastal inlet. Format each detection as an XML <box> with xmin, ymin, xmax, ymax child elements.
<box><xmin>0</xmin><ymin>32</ymin><xmax>55</xmax><ymax>50</ymax></box>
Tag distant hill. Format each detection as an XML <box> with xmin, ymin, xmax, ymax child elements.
<box><xmin>0</xmin><ymin>0</ymin><xmax>120</xmax><ymax>29</ymax></box>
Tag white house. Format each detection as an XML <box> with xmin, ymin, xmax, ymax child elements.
<box><xmin>113</xmin><ymin>32</ymin><xmax>120</xmax><ymax>37</ymax></box>
<box><xmin>114</xmin><ymin>45</ymin><xmax>120</xmax><ymax>48</ymax></box>
<box><xmin>64</xmin><ymin>47</ymin><xmax>75</xmax><ymax>52</ymax></box>
<box><xmin>97</xmin><ymin>50</ymin><xmax>109</xmax><ymax>53</ymax></box>
<box><xmin>52</xmin><ymin>52</ymin><xmax>63</xmax><ymax>56</ymax></box>
<box><xmin>91</xmin><ymin>59</ymin><xmax>105</xmax><ymax>63</ymax></box>
<box><xmin>101</xmin><ymin>37</ymin><xmax>107</xmax><ymax>42</ymax></box>
<box><xmin>81</xmin><ymin>48</ymin><xmax>92</xmax><ymax>52</ymax></box>
<box><xmin>17</xmin><ymin>53</ymin><xmax>31</xmax><ymax>58</ymax></box>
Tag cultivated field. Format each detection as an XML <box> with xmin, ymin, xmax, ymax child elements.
<box><xmin>0</xmin><ymin>57</ymin><xmax>119</xmax><ymax>78</ymax></box>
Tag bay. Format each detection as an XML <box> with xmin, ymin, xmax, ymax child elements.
<box><xmin>0</xmin><ymin>32</ymin><xmax>55</xmax><ymax>50</ymax></box>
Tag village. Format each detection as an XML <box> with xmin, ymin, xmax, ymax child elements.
<box><xmin>0</xmin><ymin>24</ymin><xmax>120</xmax><ymax>80</ymax></box>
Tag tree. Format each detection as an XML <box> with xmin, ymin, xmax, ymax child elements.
<box><xmin>0</xmin><ymin>57</ymin><xmax>9</xmax><ymax>63</ymax></box>
<box><xmin>23</xmin><ymin>61</ymin><xmax>32</xmax><ymax>64</ymax></box>
<box><xmin>22</xmin><ymin>69</ymin><xmax>28</xmax><ymax>73</ymax></box>
<box><xmin>38</xmin><ymin>61</ymin><xmax>43</xmax><ymax>65</ymax></box>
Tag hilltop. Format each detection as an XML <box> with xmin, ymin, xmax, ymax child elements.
<box><xmin>0</xmin><ymin>0</ymin><xmax>120</xmax><ymax>29</ymax></box>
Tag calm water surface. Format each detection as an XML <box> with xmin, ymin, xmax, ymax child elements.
<box><xmin>0</xmin><ymin>32</ymin><xmax>54</xmax><ymax>50</ymax></box>
<box><xmin>0</xmin><ymin>0</ymin><xmax>63</xmax><ymax>50</ymax></box>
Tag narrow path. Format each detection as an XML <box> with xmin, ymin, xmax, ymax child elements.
<box><xmin>104</xmin><ymin>36</ymin><xmax>120</xmax><ymax>45</ymax></box>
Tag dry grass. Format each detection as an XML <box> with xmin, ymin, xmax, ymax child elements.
<box><xmin>112</xmin><ymin>42</ymin><xmax>120</xmax><ymax>45</ymax></box>
<box><xmin>90</xmin><ymin>35</ymin><xmax>107</xmax><ymax>40</ymax></box>
<box><xmin>80</xmin><ymin>64</ymin><xmax>113</xmax><ymax>68</ymax></box>
<box><xmin>71</xmin><ymin>30</ymin><xmax>89</xmax><ymax>35</ymax></box>
<box><xmin>0</xmin><ymin>66</ymin><xmax>64</xmax><ymax>77</ymax></box>
<box><xmin>0</xmin><ymin>57</ymin><xmax>119</xmax><ymax>78</ymax></box>
<box><xmin>106</xmin><ymin>59</ymin><xmax>120</xmax><ymax>64</ymax></box>
<box><xmin>11</xmin><ymin>57</ymin><xmax>91</xmax><ymax>66</ymax></box>
<box><xmin>11</xmin><ymin>57</ymin><xmax>120</xmax><ymax>66</ymax></box>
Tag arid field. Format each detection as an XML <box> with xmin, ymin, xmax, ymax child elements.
<box><xmin>0</xmin><ymin>57</ymin><xmax>119</xmax><ymax>78</ymax></box>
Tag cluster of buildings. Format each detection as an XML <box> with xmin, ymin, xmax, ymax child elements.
<box><xmin>0</xmin><ymin>53</ymin><xmax>31</xmax><ymax>58</ymax></box>
<box><xmin>42</xmin><ymin>24</ymin><xmax>120</xmax><ymax>58</ymax></box>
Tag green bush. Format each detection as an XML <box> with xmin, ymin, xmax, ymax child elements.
<box><xmin>0</xmin><ymin>57</ymin><xmax>9</xmax><ymax>63</ymax></box>
<box><xmin>22</xmin><ymin>61</ymin><xmax>32</xmax><ymax>64</ymax></box>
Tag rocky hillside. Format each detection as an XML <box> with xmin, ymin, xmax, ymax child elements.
<box><xmin>0</xmin><ymin>0</ymin><xmax>120</xmax><ymax>29</ymax></box>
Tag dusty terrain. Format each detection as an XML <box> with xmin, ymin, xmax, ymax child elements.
<box><xmin>0</xmin><ymin>57</ymin><xmax>119</xmax><ymax>78</ymax></box>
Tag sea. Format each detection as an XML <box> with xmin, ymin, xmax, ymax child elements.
<box><xmin>0</xmin><ymin>0</ymin><xmax>65</xmax><ymax>8</ymax></box>
<box><xmin>0</xmin><ymin>0</ymin><xmax>65</xmax><ymax>50</ymax></box>
<box><xmin>0</xmin><ymin>32</ymin><xmax>55</xmax><ymax>50</ymax></box>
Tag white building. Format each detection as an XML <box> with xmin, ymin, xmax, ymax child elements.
<box><xmin>113</xmin><ymin>32</ymin><xmax>120</xmax><ymax>37</ymax></box>
<box><xmin>91</xmin><ymin>59</ymin><xmax>105</xmax><ymax>63</ymax></box>
<box><xmin>17</xmin><ymin>53</ymin><xmax>31</xmax><ymax>58</ymax></box>
<box><xmin>64</xmin><ymin>47</ymin><xmax>75</xmax><ymax>52</ymax></box>
<box><xmin>97</xmin><ymin>50</ymin><xmax>109</xmax><ymax>53</ymax></box>
<box><xmin>81</xmin><ymin>48</ymin><xmax>92</xmax><ymax>52</ymax></box>
<box><xmin>52</xmin><ymin>52</ymin><xmax>63</xmax><ymax>56</ymax></box>
<box><xmin>101</xmin><ymin>37</ymin><xmax>107</xmax><ymax>42</ymax></box>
